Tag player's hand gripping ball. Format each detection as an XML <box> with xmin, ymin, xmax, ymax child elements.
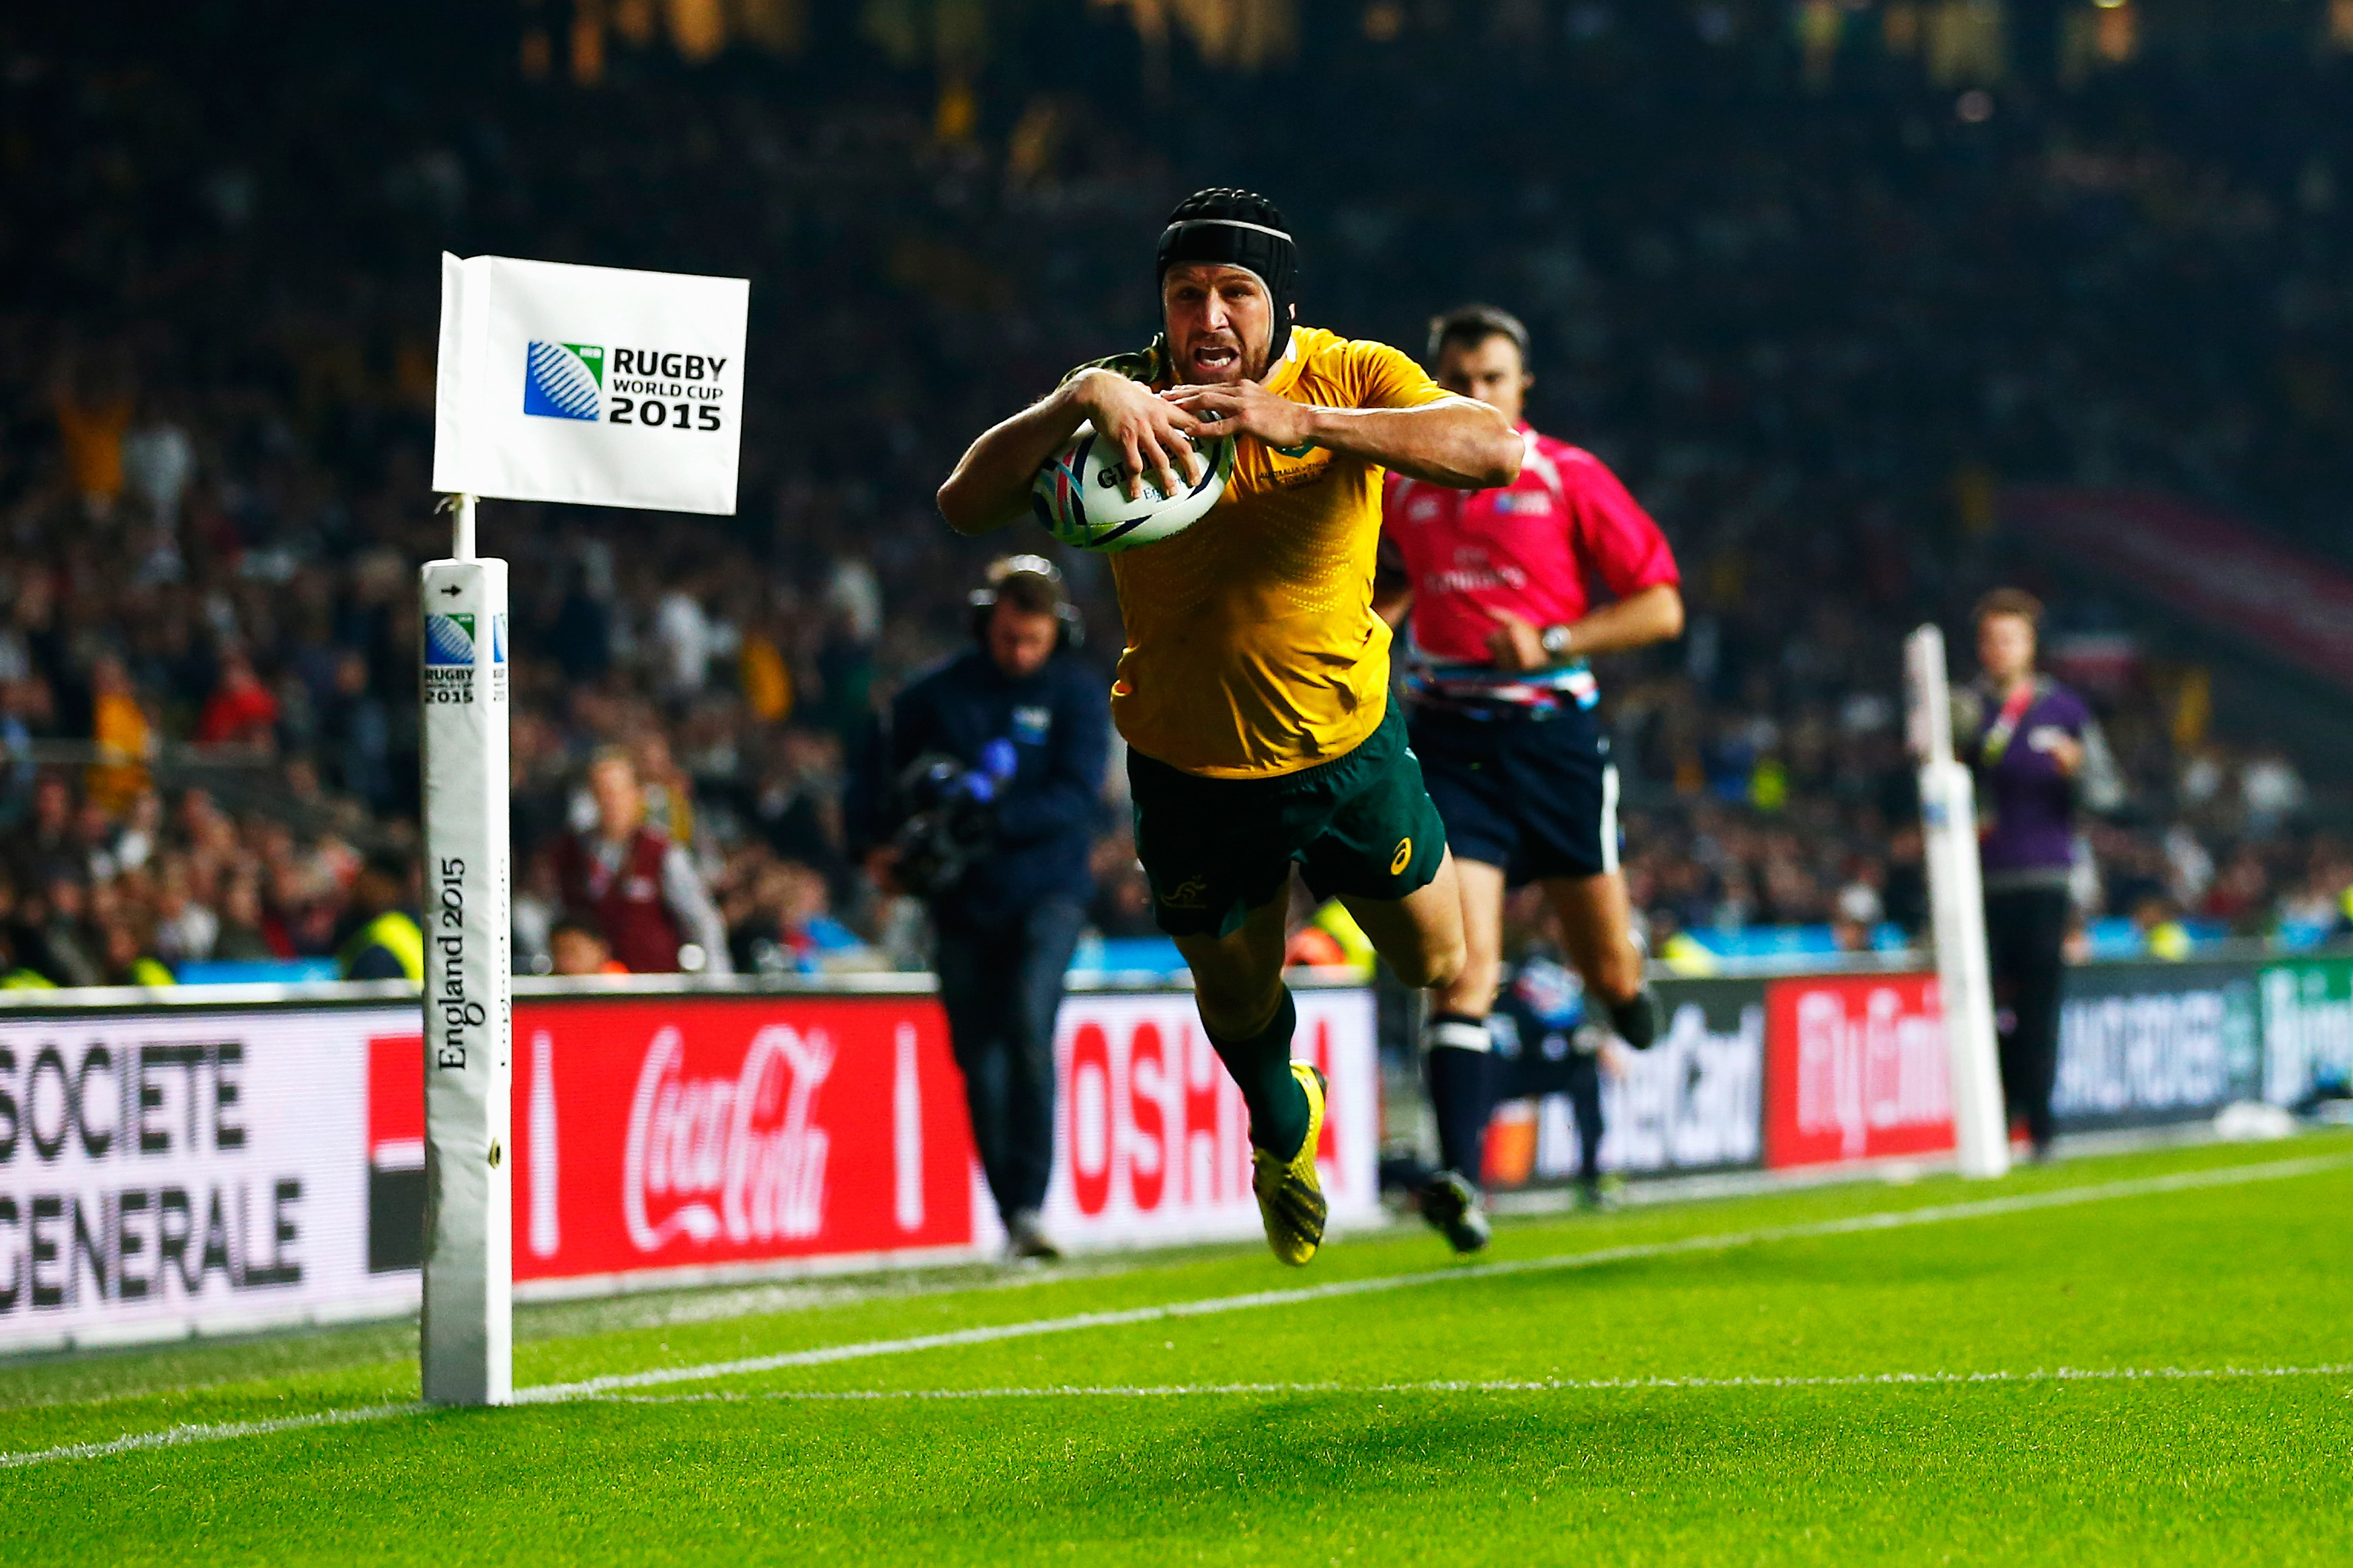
<box><xmin>1031</xmin><ymin>423</ymin><xmax>1234</xmax><ymax>552</ymax></box>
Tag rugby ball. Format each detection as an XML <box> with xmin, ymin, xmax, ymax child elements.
<box><xmin>1031</xmin><ymin>422</ymin><xmax>1234</xmax><ymax>552</ymax></box>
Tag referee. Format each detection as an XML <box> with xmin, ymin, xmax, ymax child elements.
<box><xmin>1376</xmin><ymin>305</ymin><xmax>1683</xmax><ymax>1252</ymax></box>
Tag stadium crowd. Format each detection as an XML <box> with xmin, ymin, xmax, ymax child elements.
<box><xmin>2</xmin><ymin>1</ymin><xmax>2350</xmax><ymax>986</ymax></box>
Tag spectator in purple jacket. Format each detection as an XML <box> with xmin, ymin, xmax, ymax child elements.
<box><xmin>1954</xmin><ymin>589</ymin><xmax>2122</xmax><ymax>1161</ymax></box>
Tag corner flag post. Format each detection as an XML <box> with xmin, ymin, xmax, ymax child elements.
<box><xmin>420</xmin><ymin>492</ymin><xmax>514</xmax><ymax>1405</ymax></box>
<box><xmin>423</xmin><ymin>253</ymin><xmax>748</xmax><ymax>1405</ymax></box>
<box><xmin>1905</xmin><ymin>624</ymin><xmax>2010</xmax><ymax>1180</ymax></box>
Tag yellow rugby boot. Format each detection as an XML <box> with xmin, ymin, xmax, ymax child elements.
<box><xmin>1251</xmin><ymin>1063</ymin><xmax>1329</xmax><ymax>1266</ymax></box>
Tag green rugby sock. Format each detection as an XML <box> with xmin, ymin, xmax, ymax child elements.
<box><xmin>1209</xmin><ymin>985</ymin><xmax>1308</xmax><ymax>1158</ymax></box>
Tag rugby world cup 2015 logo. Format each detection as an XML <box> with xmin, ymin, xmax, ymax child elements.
<box><xmin>523</xmin><ymin>341</ymin><xmax>605</xmax><ymax>421</ymax></box>
<box><xmin>425</xmin><ymin>613</ymin><xmax>476</xmax><ymax>667</ymax></box>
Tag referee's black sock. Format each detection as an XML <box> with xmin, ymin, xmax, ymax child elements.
<box><xmin>1606</xmin><ymin>987</ymin><xmax>1661</xmax><ymax>1051</ymax></box>
<box><xmin>1207</xmin><ymin>985</ymin><xmax>1308</xmax><ymax>1159</ymax></box>
<box><xmin>1425</xmin><ymin>1012</ymin><xmax>1497</xmax><ymax>1181</ymax></box>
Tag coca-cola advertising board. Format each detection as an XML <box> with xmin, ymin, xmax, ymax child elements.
<box><xmin>0</xmin><ymin>1005</ymin><xmax>418</xmax><ymax>1354</ymax></box>
<box><xmin>500</xmin><ymin>995</ymin><xmax>975</xmax><ymax>1286</ymax></box>
<box><xmin>1763</xmin><ymin>973</ymin><xmax>1956</xmax><ymax>1169</ymax></box>
<box><xmin>1027</xmin><ymin>989</ymin><xmax>1379</xmax><ymax>1251</ymax></box>
<box><xmin>387</xmin><ymin>987</ymin><xmax>1380</xmax><ymax>1286</ymax></box>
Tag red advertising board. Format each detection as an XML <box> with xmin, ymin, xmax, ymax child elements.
<box><xmin>1763</xmin><ymin>973</ymin><xmax>1956</xmax><ymax>1169</ymax></box>
<box><xmin>506</xmin><ymin>997</ymin><xmax>976</xmax><ymax>1282</ymax></box>
<box><xmin>362</xmin><ymin>986</ymin><xmax>1381</xmax><ymax>1288</ymax></box>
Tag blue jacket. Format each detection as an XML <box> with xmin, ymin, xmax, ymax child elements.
<box><xmin>858</xmin><ymin>647</ymin><xmax>1109</xmax><ymax>930</ymax></box>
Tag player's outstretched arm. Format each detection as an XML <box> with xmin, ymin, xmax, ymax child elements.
<box><xmin>1165</xmin><ymin>383</ymin><xmax>1520</xmax><ymax>490</ymax></box>
<box><xmin>938</xmin><ymin>370</ymin><xmax>1207</xmax><ymax>536</ymax></box>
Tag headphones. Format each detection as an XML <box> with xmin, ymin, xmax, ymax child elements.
<box><xmin>968</xmin><ymin>554</ymin><xmax>1085</xmax><ymax>651</ymax></box>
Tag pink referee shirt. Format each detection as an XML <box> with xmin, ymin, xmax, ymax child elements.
<box><xmin>1382</xmin><ymin>427</ymin><xmax>1678</xmax><ymax>710</ymax></box>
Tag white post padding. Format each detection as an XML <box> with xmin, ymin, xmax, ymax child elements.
<box><xmin>1905</xmin><ymin>626</ymin><xmax>2010</xmax><ymax>1180</ymax></box>
<box><xmin>420</xmin><ymin>554</ymin><xmax>514</xmax><ymax>1404</ymax></box>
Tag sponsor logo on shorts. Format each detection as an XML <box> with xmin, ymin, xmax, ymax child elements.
<box><xmin>1157</xmin><ymin>876</ymin><xmax>1211</xmax><ymax>910</ymax></box>
<box><xmin>1390</xmin><ymin>837</ymin><xmax>1412</xmax><ymax>876</ymax></box>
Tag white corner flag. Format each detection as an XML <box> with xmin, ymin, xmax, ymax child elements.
<box><xmin>433</xmin><ymin>254</ymin><xmax>750</xmax><ymax>513</ymax></box>
<box><xmin>424</xmin><ymin>254</ymin><xmax>747</xmax><ymax>1405</ymax></box>
<box><xmin>1905</xmin><ymin>625</ymin><xmax>2010</xmax><ymax>1180</ymax></box>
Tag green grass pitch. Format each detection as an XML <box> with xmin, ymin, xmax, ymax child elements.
<box><xmin>6</xmin><ymin>1133</ymin><xmax>2350</xmax><ymax>1565</ymax></box>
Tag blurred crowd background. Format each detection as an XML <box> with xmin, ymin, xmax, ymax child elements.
<box><xmin>4</xmin><ymin>0</ymin><xmax>2352</xmax><ymax>987</ymax></box>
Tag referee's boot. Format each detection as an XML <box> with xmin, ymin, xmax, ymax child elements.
<box><xmin>1418</xmin><ymin>1169</ymin><xmax>1492</xmax><ymax>1255</ymax></box>
<box><xmin>1604</xmin><ymin>985</ymin><xmax>1662</xmax><ymax>1051</ymax></box>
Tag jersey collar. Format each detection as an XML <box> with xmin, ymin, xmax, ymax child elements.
<box><xmin>1256</xmin><ymin>329</ymin><xmax>1305</xmax><ymax>399</ymax></box>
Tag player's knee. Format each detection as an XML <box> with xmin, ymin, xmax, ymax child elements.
<box><xmin>1439</xmin><ymin>948</ymin><xmax>1494</xmax><ymax>1010</ymax></box>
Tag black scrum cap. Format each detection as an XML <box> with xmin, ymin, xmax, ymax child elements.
<box><xmin>1156</xmin><ymin>188</ymin><xmax>1298</xmax><ymax>371</ymax></box>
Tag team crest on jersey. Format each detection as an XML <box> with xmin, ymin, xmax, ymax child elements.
<box><xmin>1263</xmin><ymin>438</ymin><xmax>1333</xmax><ymax>490</ymax></box>
<box><xmin>1406</xmin><ymin>498</ymin><xmax>1441</xmax><ymax>523</ymax></box>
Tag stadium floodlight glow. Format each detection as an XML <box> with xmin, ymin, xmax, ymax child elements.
<box><xmin>425</xmin><ymin>254</ymin><xmax>749</xmax><ymax>1405</ymax></box>
<box><xmin>1905</xmin><ymin>624</ymin><xmax>2009</xmax><ymax>1181</ymax></box>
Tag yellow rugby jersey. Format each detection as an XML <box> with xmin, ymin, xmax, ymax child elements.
<box><xmin>1071</xmin><ymin>325</ymin><xmax>1450</xmax><ymax>779</ymax></box>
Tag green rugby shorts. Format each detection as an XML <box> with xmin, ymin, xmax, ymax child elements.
<box><xmin>1127</xmin><ymin>698</ymin><xmax>1449</xmax><ymax>939</ymax></box>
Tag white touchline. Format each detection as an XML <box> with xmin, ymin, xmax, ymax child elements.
<box><xmin>517</xmin><ymin>1151</ymin><xmax>2353</xmax><ymax>1403</ymax></box>
<box><xmin>7</xmin><ymin>1151</ymin><xmax>2346</xmax><ymax>1469</ymax></box>
<box><xmin>0</xmin><ymin>1403</ymin><xmax>423</xmax><ymax>1471</ymax></box>
<box><xmin>584</xmin><ymin>1363</ymin><xmax>2353</xmax><ymax>1403</ymax></box>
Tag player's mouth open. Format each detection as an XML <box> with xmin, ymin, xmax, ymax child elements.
<box><xmin>1192</xmin><ymin>343</ymin><xmax>1239</xmax><ymax>372</ymax></box>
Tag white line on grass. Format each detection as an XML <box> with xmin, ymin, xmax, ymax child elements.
<box><xmin>10</xmin><ymin>1150</ymin><xmax>2347</xmax><ymax>1469</ymax></box>
<box><xmin>518</xmin><ymin>1151</ymin><xmax>2353</xmax><ymax>1403</ymax></box>
<box><xmin>0</xmin><ymin>1403</ymin><xmax>422</xmax><ymax>1471</ymax></box>
<box><xmin>588</xmin><ymin>1362</ymin><xmax>2353</xmax><ymax>1403</ymax></box>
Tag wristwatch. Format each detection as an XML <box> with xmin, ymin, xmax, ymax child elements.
<box><xmin>1539</xmin><ymin>624</ymin><xmax>1574</xmax><ymax>661</ymax></box>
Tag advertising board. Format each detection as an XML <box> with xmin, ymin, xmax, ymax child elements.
<box><xmin>2052</xmin><ymin>962</ymin><xmax>2260</xmax><ymax>1128</ymax></box>
<box><xmin>380</xmin><ymin>988</ymin><xmax>1388</xmax><ymax>1294</ymax></box>
<box><xmin>1484</xmin><ymin>977</ymin><xmax>1765</xmax><ymax>1187</ymax></box>
<box><xmin>1030</xmin><ymin>988</ymin><xmax>1380</xmax><ymax>1249</ymax></box>
<box><xmin>2257</xmin><ymin>956</ymin><xmax>2353</xmax><ymax>1107</ymax></box>
<box><xmin>495</xmin><ymin>996</ymin><xmax>978</xmax><ymax>1289</ymax></box>
<box><xmin>0</xmin><ymin>1005</ymin><xmax>417</xmax><ymax>1352</ymax></box>
<box><xmin>2</xmin><ymin>986</ymin><xmax>1382</xmax><ymax>1348</ymax></box>
<box><xmin>1763</xmin><ymin>972</ymin><xmax>1954</xmax><ymax>1169</ymax></box>
<box><xmin>1763</xmin><ymin>961</ymin><xmax>2282</xmax><ymax>1169</ymax></box>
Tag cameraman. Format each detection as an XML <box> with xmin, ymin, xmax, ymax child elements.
<box><xmin>856</xmin><ymin>557</ymin><xmax>1108</xmax><ymax>1260</ymax></box>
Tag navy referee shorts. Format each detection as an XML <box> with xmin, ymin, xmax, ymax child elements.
<box><xmin>1407</xmin><ymin>702</ymin><xmax>1620</xmax><ymax>885</ymax></box>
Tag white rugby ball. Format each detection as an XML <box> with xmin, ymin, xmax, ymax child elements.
<box><xmin>1031</xmin><ymin>422</ymin><xmax>1234</xmax><ymax>552</ymax></box>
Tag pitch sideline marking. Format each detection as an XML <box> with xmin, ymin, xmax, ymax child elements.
<box><xmin>590</xmin><ymin>1362</ymin><xmax>2353</xmax><ymax>1403</ymax></box>
<box><xmin>11</xmin><ymin>1360</ymin><xmax>2352</xmax><ymax>1471</ymax></box>
<box><xmin>6</xmin><ymin>1150</ymin><xmax>2344</xmax><ymax>1469</ymax></box>
<box><xmin>0</xmin><ymin>1403</ymin><xmax>423</xmax><ymax>1471</ymax></box>
<box><xmin>520</xmin><ymin>1151</ymin><xmax>2353</xmax><ymax>1403</ymax></box>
